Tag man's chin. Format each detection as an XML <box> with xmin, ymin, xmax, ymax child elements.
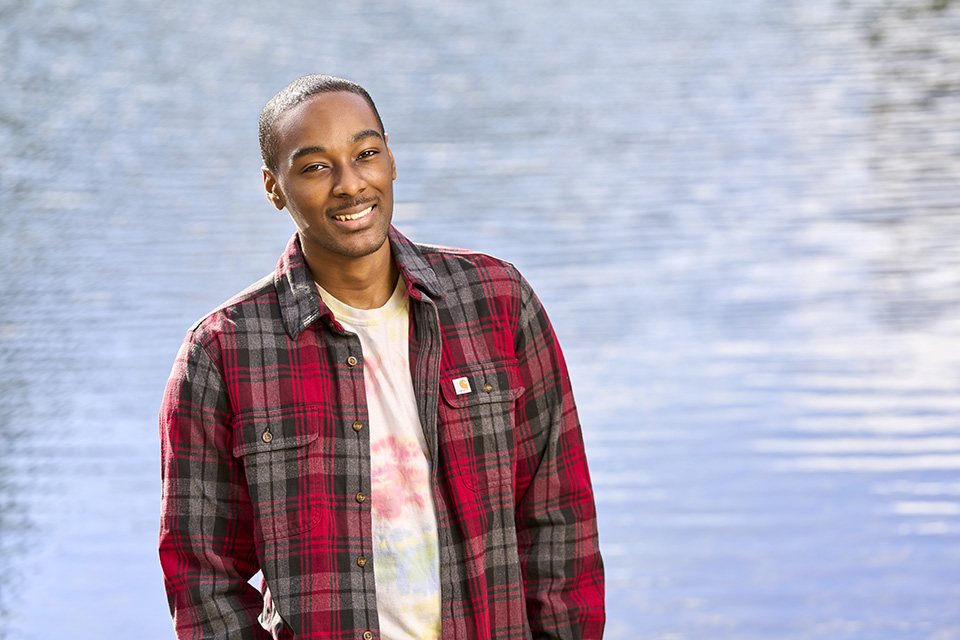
<box><xmin>320</xmin><ymin>232</ymin><xmax>390</xmax><ymax>261</ymax></box>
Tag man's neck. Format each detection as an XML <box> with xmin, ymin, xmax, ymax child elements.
<box><xmin>303</xmin><ymin>237</ymin><xmax>399</xmax><ymax>310</ymax></box>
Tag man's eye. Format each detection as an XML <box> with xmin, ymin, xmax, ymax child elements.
<box><xmin>358</xmin><ymin>149</ymin><xmax>378</xmax><ymax>160</ymax></box>
<box><xmin>302</xmin><ymin>163</ymin><xmax>327</xmax><ymax>173</ymax></box>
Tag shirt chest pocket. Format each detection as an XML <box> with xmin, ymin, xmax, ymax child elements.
<box><xmin>438</xmin><ymin>361</ymin><xmax>525</xmax><ymax>492</ymax></box>
<box><xmin>231</xmin><ymin>408</ymin><xmax>327</xmax><ymax>543</ymax></box>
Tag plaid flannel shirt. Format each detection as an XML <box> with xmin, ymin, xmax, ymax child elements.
<box><xmin>159</xmin><ymin>227</ymin><xmax>605</xmax><ymax>639</ymax></box>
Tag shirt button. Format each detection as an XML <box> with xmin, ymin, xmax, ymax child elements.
<box><xmin>357</xmin><ymin>556</ymin><xmax>367</xmax><ymax>567</ymax></box>
<box><xmin>261</xmin><ymin>430</ymin><xmax>273</xmax><ymax>443</ymax></box>
<box><xmin>483</xmin><ymin>383</ymin><xmax>493</xmax><ymax>393</ymax></box>
<box><xmin>363</xmin><ymin>632</ymin><xmax>373</xmax><ymax>640</ymax></box>
<box><xmin>352</xmin><ymin>421</ymin><xmax>363</xmax><ymax>432</ymax></box>
<box><xmin>355</xmin><ymin>492</ymin><xmax>366</xmax><ymax>503</ymax></box>
<box><xmin>347</xmin><ymin>355</ymin><xmax>359</xmax><ymax>367</ymax></box>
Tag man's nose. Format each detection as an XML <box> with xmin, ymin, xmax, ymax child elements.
<box><xmin>332</xmin><ymin>162</ymin><xmax>366</xmax><ymax>197</ymax></box>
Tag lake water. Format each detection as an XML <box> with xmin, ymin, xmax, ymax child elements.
<box><xmin>1</xmin><ymin>0</ymin><xmax>959</xmax><ymax>638</ymax></box>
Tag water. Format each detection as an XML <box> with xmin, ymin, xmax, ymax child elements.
<box><xmin>1</xmin><ymin>0</ymin><xmax>959</xmax><ymax>637</ymax></box>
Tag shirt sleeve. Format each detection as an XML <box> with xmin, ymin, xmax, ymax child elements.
<box><xmin>159</xmin><ymin>331</ymin><xmax>273</xmax><ymax>639</ymax></box>
<box><xmin>511</xmin><ymin>274</ymin><xmax>606</xmax><ymax>639</ymax></box>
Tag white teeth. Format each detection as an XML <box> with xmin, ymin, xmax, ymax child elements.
<box><xmin>333</xmin><ymin>206</ymin><xmax>373</xmax><ymax>221</ymax></box>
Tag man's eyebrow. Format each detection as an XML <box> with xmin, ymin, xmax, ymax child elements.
<box><xmin>290</xmin><ymin>146</ymin><xmax>326</xmax><ymax>163</ymax></box>
<box><xmin>288</xmin><ymin>130</ymin><xmax>384</xmax><ymax>165</ymax></box>
<box><xmin>352</xmin><ymin>129</ymin><xmax>384</xmax><ymax>144</ymax></box>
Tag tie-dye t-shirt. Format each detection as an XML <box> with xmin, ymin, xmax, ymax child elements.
<box><xmin>317</xmin><ymin>278</ymin><xmax>441</xmax><ymax>640</ymax></box>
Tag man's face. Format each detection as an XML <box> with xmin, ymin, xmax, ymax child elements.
<box><xmin>263</xmin><ymin>91</ymin><xmax>396</xmax><ymax>268</ymax></box>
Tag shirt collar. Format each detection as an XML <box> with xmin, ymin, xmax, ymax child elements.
<box><xmin>274</xmin><ymin>226</ymin><xmax>445</xmax><ymax>339</ymax></box>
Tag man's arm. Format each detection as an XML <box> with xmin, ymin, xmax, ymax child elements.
<box><xmin>511</xmin><ymin>275</ymin><xmax>605</xmax><ymax>639</ymax></box>
<box><xmin>159</xmin><ymin>334</ymin><xmax>271</xmax><ymax>639</ymax></box>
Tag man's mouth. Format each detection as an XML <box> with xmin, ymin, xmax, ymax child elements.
<box><xmin>333</xmin><ymin>205</ymin><xmax>373</xmax><ymax>222</ymax></box>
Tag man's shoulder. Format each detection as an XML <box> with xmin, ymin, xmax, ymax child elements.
<box><xmin>406</xmin><ymin>241</ymin><xmax>540</xmax><ymax>323</ymax></box>
<box><xmin>414</xmin><ymin>241</ymin><xmax>524</xmax><ymax>284</ymax></box>
<box><xmin>187</xmin><ymin>271</ymin><xmax>280</xmax><ymax>336</ymax></box>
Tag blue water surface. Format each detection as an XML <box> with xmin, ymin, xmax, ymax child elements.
<box><xmin>1</xmin><ymin>0</ymin><xmax>959</xmax><ymax>638</ymax></box>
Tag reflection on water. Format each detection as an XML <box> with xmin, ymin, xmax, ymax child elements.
<box><xmin>852</xmin><ymin>0</ymin><xmax>960</xmax><ymax>331</ymax></box>
<box><xmin>1</xmin><ymin>0</ymin><xmax>960</xmax><ymax>638</ymax></box>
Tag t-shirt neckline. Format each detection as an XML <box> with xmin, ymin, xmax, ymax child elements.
<box><xmin>317</xmin><ymin>277</ymin><xmax>407</xmax><ymax>327</ymax></box>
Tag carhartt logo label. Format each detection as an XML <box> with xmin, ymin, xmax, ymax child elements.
<box><xmin>453</xmin><ymin>377</ymin><xmax>471</xmax><ymax>395</ymax></box>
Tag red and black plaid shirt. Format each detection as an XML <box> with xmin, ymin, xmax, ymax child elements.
<box><xmin>159</xmin><ymin>228</ymin><xmax>604</xmax><ymax>639</ymax></box>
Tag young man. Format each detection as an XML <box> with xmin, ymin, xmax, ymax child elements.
<box><xmin>159</xmin><ymin>75</ymin><xmax>604</xmax><ymax>640</ymax></box>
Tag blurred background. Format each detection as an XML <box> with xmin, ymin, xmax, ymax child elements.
<box><xmin>2</xmin><ymin>0</ymin><xmax>960</xmax><ymax>637</ymax></box>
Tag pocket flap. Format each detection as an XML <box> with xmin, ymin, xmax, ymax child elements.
<box><xmin>440</xmin><ymin>361</ymin><xmax>524</xmax><ymax>409</ymax></box>
<box><xmin>231</xmin><ymin>408</ymin><xmax>322</xmax><ymax>457</ymax></box>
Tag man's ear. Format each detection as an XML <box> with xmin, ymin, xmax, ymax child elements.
<box><xmin>262</xmin><ymin>167</ymin><xmax>286</xmax><ymax>210</ymax></box>
<box><xmin>385</xmin><ymin>134</ymin><xmax>397</xmax><ymax>181</ymax></box>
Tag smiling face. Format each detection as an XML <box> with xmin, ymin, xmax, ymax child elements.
<box><xmin>263</xmin><ymin>91</ymin><xmax>397</xmax><ymax>273</ymax></box>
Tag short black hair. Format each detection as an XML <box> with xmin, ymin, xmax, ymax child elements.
<box><xmin>259</xmin><ymin>74</ymin><xmax>385</xmax><ymax>172</ymax></box>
